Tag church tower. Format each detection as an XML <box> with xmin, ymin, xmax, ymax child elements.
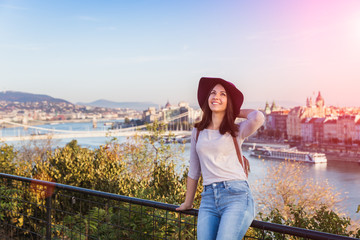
<box><xmin>270</xmin><ymin>100</ymin><xmax>277</xmax><ymax>112</ymax></box>
<box><xmin>264</xmin><ymin>101</ymin><xmax>271</xmax><ymax>114</ymax></box>
<box><xmin>316</xmin><ymin>91</ymin><xmax>324</xmax><ymax>108</ymax></box>
<box><xmin>306</xmin><ymin>97</ymin><xmax>313</xmax><ymax>108</ymax></box>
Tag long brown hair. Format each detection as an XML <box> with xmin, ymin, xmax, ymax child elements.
<box><xmin>194</xmin><ymin>85</ymin><xmax>239</xmax><ymax>137</ymax></box>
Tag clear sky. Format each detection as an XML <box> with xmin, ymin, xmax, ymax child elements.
<box><xmin>1</xmin><ymin>0</ymin><xmax>360</xmax><ymax>108</ymax></box>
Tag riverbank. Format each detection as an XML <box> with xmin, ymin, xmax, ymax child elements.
<box><xmin>323</xmin><ymin>153</ymin><xmax>360</xmax><ymax>163</ymax></box>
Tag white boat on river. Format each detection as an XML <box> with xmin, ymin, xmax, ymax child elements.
<box><xmin>250</xmin><ymin>147</ymin><xmax>327</xmax><ymax>163</ymax></box>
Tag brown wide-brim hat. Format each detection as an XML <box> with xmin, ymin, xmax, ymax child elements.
<box><xmin>197</xmin><ymin>77</ymin><xmax>244</xmax><ymax>119</ymax></box>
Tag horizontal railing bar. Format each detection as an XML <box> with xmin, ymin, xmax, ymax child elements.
<box><xmin>1</xmin><ymin>173</ymin><xmax>358</xmax><ymax>240</ymax></box>
<box><xmin>250</xmin><ymin>221</ymin><xmax>357</xmax><ymax>240</ymax></box>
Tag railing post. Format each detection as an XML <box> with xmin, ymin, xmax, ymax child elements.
<box><xmin>45</xmin><ymin>194</ymin><xmax>52</xmax><ymax>240</ymax></box>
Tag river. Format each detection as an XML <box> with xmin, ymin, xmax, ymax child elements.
<box><xmin>2</xmin><ymin>121</ymin><xmax>359</xmax><ymax>222</ymax></box>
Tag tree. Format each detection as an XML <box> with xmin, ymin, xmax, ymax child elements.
<box><xmin>253</xmin><ymin>160</ymin><xmax>360</xmax><ymax>237</ymax></box>
<box><xmin>14</xmin><ymin>136</ymin><xmax>56</xmax><ymax>177</ymax></box>
<box><xmin>253</xmin><ymin>161</ymin><xmax>343</xmax><ymax>220</ymax></box>
<box><xmin>267</xmin><ymin>129</ymin><xmax>275</xmax><ymax>138</ymax></box>
<box><xmin>0</xmin><ymin>143</ymin><xmax>17</xmax><ymax>174</ymax></box>
<box><xmin>256</xmin><ymin>205</ymin><xmax>360</xmax><ymax>238</ymax></box>
<box><xmin>29</xmin><ymin>121</ymin><xmax>201</xmax><ymax>206</ymax></box>
<box><xmin>116</xmin><ymin>120</ymin><xmax>203</xmax><ymax>206</ymax></box>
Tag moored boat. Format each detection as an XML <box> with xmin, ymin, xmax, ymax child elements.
<box><xmin>250</xmin><ymin>147</ymin><xmax>327</xmax><ymax>163</ymax></box>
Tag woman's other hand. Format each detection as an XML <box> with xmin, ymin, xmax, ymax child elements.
<box><xmin>176</xmin><ymin>202</ymin><xmax>193</xmax><ymax>211</ymax></box>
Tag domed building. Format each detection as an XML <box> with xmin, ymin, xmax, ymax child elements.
<box><xmin>316</xmin><ymin>91</ymin><xmax>324</xmax><ymax>108</ymax></box>
<box><xmin>164</xmin><ymin>100</ymin><xmax>172</xmax><ymax>109</ymax></box>
<box><xmin>286</xmin><ymin>91</ymin><xmax>334</xmax><ymax>141</ymax></box>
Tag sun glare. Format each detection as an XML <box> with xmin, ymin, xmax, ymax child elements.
<box><xmin>349</xmin><ymin>13</ymin><xmax>360</xmax><ymax>40</ymax></box>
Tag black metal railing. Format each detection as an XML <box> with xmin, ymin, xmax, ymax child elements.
<box><xmin>0</xmin><ymin>173</ymin><xmax>357</xmax><ymax>240</ymax></box>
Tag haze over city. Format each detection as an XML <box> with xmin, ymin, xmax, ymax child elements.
<box><xmin>1</xmin><ymin>0</ymin><xmax>360</xmax><ymax>107</ymax></box>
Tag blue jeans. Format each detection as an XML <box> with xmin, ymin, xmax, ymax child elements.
<box><xmin>197</xmin><ymin>180</ymin><xmax>255</xmax><ymax>240</ymax></box>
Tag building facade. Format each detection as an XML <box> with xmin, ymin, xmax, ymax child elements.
<box><xmin>337</xmin><ymin>115</ymin><xmax>360</xmax><ymax>142</ymax></box>
<box><xmin>266</xmin><ymin>110</ymin><xmax>289</xmax><ymax>138</ymax></box>
<box><xmin>323</xmin><ymin>118</ymin><xmax>337</xmax><ymax>142</ymax></box>
<box><xmin>313</xmin><ymin>118</ymin><xmax>326</xmax><ymax>143</ymax></box>
<box><xmin>300</xmin><ymin>118</ymin><xmax>314</xmax><ymax>142</ymax></box>
<box><xmin>355</xmin><ymin>120</ymin><xmax>360</xmax><ymax>141</ymax></box>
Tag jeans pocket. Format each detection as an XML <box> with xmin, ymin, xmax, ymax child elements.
<box><xmin>201</xmin><ymin>187</ymin><xmax>213</xmax><ymax>197</ymax></box>
<box><xmin>226</xmin><ymin>181</ymin><xmax>248</xmax><ymax>195</ymax></box>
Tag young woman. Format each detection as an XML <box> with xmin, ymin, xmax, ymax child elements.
<box><xmin>176</xmin><ymin>77</ymin><xmax>265</xmax><ymax>240</ymax></box>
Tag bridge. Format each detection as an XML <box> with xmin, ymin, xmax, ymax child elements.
<box><xmin>0</xmin><ymin>112</ymin><xmax>192</xmax><ymax>142</ymax></box>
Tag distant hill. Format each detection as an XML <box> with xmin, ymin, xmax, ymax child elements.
<box><xmin>77</xmin><ymin>99</ymin><xmax>158</xmax><ymax>111</ymax></box>
<box><xmin>0</xmin><ymin>91</ymin><xmax>72</xmax><ymax>104</ymax></box>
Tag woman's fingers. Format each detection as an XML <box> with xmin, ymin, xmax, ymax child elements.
<box><xmin>176</xmin><ymin>203</ymin><xmax>193</xmax><ymax>211</ymax></box>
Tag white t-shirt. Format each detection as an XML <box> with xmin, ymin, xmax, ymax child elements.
<box><xmin>188</xmin><ymin>110</ymin><xmax>265</xmax><ymax>186</ymax></box>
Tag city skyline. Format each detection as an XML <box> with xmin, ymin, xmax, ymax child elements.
<box><xmin>1</xmin><ymin>0</ymin><xmax>360</xmax><ymax>107</ymax></box>
<box><xmin>0</xmin><ymin>88</ymin><xmax>335</xmax><ymax>110</ymax></box>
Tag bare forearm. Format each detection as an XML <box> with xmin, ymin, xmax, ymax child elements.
<box><xmin>184</xmin><ymin>177</ymin><xmax>198</xmax><ymax>205</ymax></box>
<box><xmin>176</xmin><ymin>176</ymin><xmax>198</xmax><ymax>211</ymax></box>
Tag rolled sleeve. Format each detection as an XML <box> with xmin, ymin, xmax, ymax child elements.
<box><xmin>188</xmin><ymin>128</ymin><xmax>201</xmax><ymax>180</ymax></box>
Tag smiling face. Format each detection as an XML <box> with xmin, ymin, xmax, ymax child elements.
<box><xmin>208</xmin><ymin>84</ymin><xmax>228</xmax><ymax>113</ymax></box>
